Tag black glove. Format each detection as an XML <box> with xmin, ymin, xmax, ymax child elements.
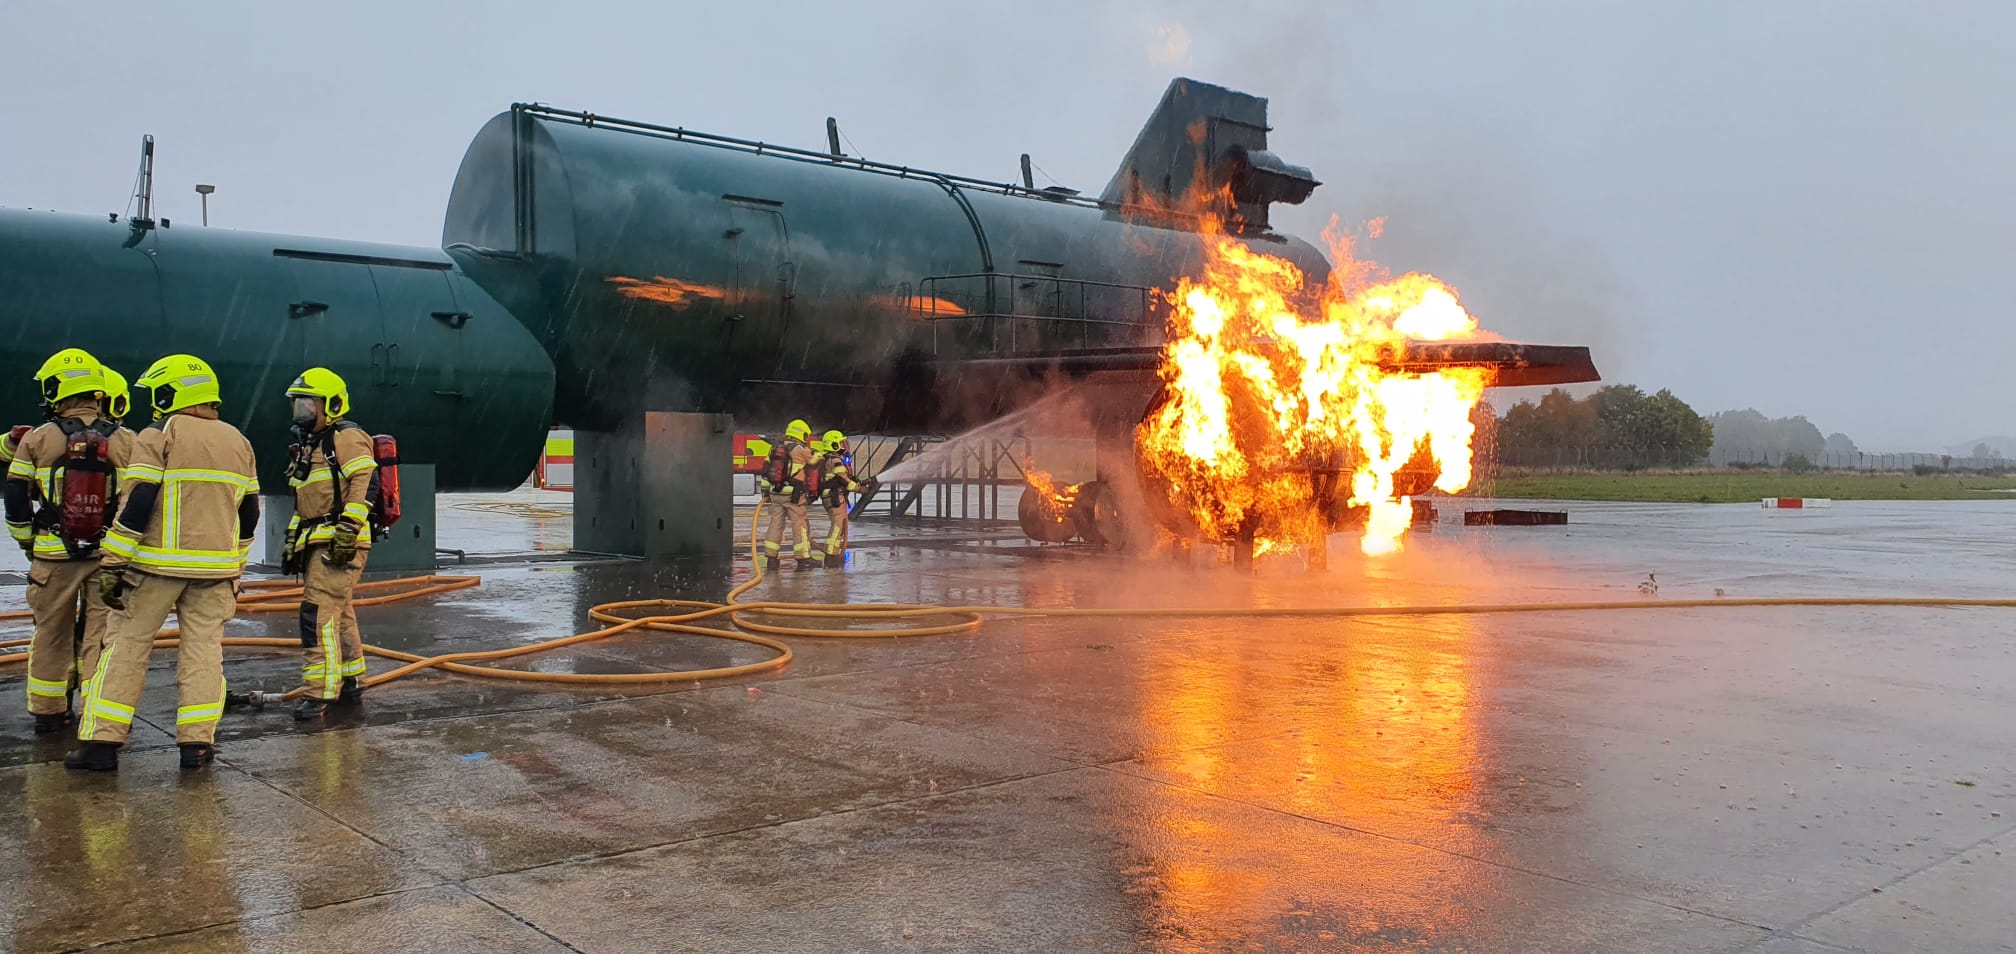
<box><xmin>326</xmin><ymin>521</ymin><xmax>360</xmax><ymax>568</ymax></box>
<box><xmin>98</xmin><ymin>571</ymin><xmax>131</xmax><ymax>611</ymax></box>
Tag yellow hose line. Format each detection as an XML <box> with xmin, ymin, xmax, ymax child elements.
<box><xmin>5</xmin><ymin>496</ymin><xmax>2016</xmax><ymax>699</ymax></box>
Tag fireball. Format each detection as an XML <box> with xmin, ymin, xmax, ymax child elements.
<box><xmin>1135</xmin><ymin>230</ymin><xmax>1490</xmax><ymax>557</ymax></box>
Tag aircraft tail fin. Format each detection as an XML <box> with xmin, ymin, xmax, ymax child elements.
<box><xmin>1100</xmin><ymin>78</ymin><xmax>1320</xmax><ymax>234</ymax></box>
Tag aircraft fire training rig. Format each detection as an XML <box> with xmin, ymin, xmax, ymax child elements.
<box><xmin>0</xmin><ymin>78</ymin><xmax>1596</xmax><ymax>562</ymax></box>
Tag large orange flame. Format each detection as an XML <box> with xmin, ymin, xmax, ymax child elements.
<box><xmin>1136</xmin><ymin>229</ymin><xmax>1490</xmax><ymax>557</ymax></box>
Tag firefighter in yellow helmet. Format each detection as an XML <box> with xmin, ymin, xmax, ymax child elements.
<box><xmin>811</xmin><ymin>430</ymin><xmax>862</xmax><ymax>569</ymax></box>
<box><xmin>70</xmin><ymin>354</ymin><xmax>258</xmax><ymax>772</ymax></box>
<box><xmin>99</xmin><ymin>367</ymin><xmax>132</xmax><ymax>424</ymax></box>
<box><xmin>280</xmin><ymin>368</ymin><xmax>377</xmax><ymax>721</ymax></box>
<box><xmin>4</xmin><ymin>349</ymin><xmax>136</xmax><ymax>734</ymax></box>
<box><xmin>758</xmin><ymin>419</ymin><xmax>818</xmax><ymax>570</ymax></box>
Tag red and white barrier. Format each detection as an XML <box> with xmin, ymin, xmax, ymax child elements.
<box><xmin>1761</xmin><ymin>497</ymin><xmax>1831</xmax><ymax>509</ymax></box>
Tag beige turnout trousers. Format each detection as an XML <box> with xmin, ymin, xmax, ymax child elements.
<box><xmin>24</xmin><ymin>557</ymin><xmax>110</xmax><ymax>715</ymax></box>
<box><xmin>78</xmin><ymin>573</ymin><xmax>236</xmax><ymax>745</ymax></box>
<box><xmin>817</xmin><ymin>504</ymin><xmax>849</xmax><ymax>562</ymax></box>
<box><xmin>762</xmin><ymin>494</ymin><xmax>810</xmax><ymax>562</ymax></box>
<box><xmin>300</xmin><ymin>545</ymin><xmax>367</xmax><ymax>701</ymax></box>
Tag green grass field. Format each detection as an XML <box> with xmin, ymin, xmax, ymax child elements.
<box><xmin>1470</xmin><ymin>471</ymin><xmax>2016</xmax><ymax>503</ymax></box>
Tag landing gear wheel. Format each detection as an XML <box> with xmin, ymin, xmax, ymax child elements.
<box><xmin>1075</xmin><ymin>481</ymin><xmax>1127</xmax><ymax>552</ymax></box>
<box><xmin>1017</xmin><ymin>484</ymin><xmax>1078</xmax><ymax>544</ymax></box>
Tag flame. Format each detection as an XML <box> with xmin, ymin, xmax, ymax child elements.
<box><xmin>1026</xmin><ymin>468</ymin><xmax>1061</xmax><ymax>500</ymax></box>
<box><xmin>1024</xmin><ymin>468</ymin><xmax>1083</xmax><ymax>506</ymax></box>
<box><xmin>606</xmin><ymin>275</ymin><xmax>728</xmax><ymax>308</ymax></box>
<box><xmin>1136</xmin><ymin>229</ymin><xmax>1490</xmax><ymax>557</ymax></box>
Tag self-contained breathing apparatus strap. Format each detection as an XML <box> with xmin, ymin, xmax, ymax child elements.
<box><xmin>282</xmin><ymin>428</ymin><xmax>347</xmax><ymax>576</ymax></box>
<box><xmin>294</xmin><ymin>421</ymin><xmax>385</xmax><ymax>545</ymax></box>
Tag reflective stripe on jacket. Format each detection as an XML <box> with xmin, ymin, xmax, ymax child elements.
<box><xmin>100</xmin><ymin>412</ymin><xmax>258</xmax><ymax>579</ymax></box>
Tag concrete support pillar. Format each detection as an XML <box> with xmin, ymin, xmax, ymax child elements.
<box><xmin>257</xmin><ymin>464</ymin><xmax>437</xmax><ymax>573</ymax></box>
<box><xmin>574</xmin><ymin>411</ymin><xmax>734</xmax><ymax>558</ymax></box>
<box><xmin>370</xmin><ymin>464</ymin><xmax>437</xmax><ymax>572</ymax></box>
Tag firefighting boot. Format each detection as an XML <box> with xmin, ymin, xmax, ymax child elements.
<box><xmin>795</xmin><ymin>557</ymin><xmax>822</xmax><ymax>571</ymax></box>
<box><xmin>179</xmin><ymin>742</ymin><xmax>215</xmax><ymax>770</ymax></box>
<box><xmin>64</xmin><ymin>741</ymin><xmax>120</xmax><ymax>772</ymax></box>
<box><xmin>824</xmin><ymin>554</ymin><xmax>843</xmax><ymax>569</ymax></box>
<box><xmin>33</xmin><ymin>713</ymin><xmax>68</xmax><ymax>735</ymax></box>
<box><xmin>294</xmin><ymin>683</ymin><xmax>363</xmax><ymax>721</ymax></box>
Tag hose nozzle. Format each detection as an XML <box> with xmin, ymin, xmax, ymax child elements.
<box><xmin>224</xmin><ymin>690</ymin><xmax>286</xmax><ymax>710</ymax></box>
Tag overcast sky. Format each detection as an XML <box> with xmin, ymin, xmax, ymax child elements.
<box><xmin>3</xmin><ymin>0</ymin><xmax>2008</xmax><ymax>451</ymax></box>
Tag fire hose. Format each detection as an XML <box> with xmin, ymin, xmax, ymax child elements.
<box><xmin>5</xmin><ymin>497</ymin><xmax>2016</xmax><ymax>702</ymax></box>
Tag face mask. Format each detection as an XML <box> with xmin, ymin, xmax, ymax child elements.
<box><xmin>291</xmin><ymin>396</ymin><xmax>321</xmax><ymax>426</ymax></box>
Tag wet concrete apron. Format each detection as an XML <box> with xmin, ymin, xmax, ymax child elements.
<box><xmin>2</xmin><ymin>494</ymin><xmax>2013</xmax><ymax>952</ymax></box>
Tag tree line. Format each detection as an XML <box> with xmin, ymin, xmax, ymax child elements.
<box><xmin>1703</xmin><ymin>408</ymin><xmax>1858</xmax><ymax>465</ymax></box>
<box><xmin>1489</xmin><ymin>386</ymin><xmax>1901</xmax><ymax>471</ymax></box>
<box><xmin>1494</xmin><ymin>386</ymin><xmax>1714</xmax><ymax>469</ymax></box>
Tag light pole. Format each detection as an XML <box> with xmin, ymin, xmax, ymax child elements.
<box><xmin>194</xmin><ymin>184</ymin><xmax>215</xmax><ymax>226</ymax></box>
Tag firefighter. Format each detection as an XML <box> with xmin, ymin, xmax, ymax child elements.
<box><xmin>0</xmin><ymin>372</ymin><xmax>51</xmax><ymax>468</ymax></box>
<box><xmin>758</xmin><ymin>419</ymin><xmax>819</xmax><ymax>570</ymax></box>
<box><xmin>812</xmin><ymin>430</ymin><xmax>862</xmax><ymax>569</ymax></box>
<box><xmin>69</xmin><ymin>354</ymin><xmax>258</xmax><ymax>772</ymax></box>
<box><xmin>3</xmin><ymin>349</ymin><xmax>135</xmax><ymax>734</ymax></box>
<box><xmin>280</xmin><ymin>368</ymin><xmax>377</xmax><ymax>721</ymax></box>
<box><xmin>100</xmin><ymin>367</ymin><xmax>131</xmax><ymax>424</ymax></box>
<box><xmin>0</xmin><ymin>425</ymin><xmax>26</xmax><ymax>468</ymax></box>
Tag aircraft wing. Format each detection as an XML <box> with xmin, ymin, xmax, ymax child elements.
<box><xmin>935</xmin><ymin>341</ymin><xmax>1600</xmax><ymax>388</ymax></box>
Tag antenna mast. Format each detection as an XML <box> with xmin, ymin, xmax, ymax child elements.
<box><xmin>132</xmin><ymin>135</ymin><xmax>156</xmax><ymax>228</ymax></box>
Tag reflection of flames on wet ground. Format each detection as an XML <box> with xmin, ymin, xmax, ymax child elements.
<box><xmin>606</xmin><ymin>275</ymin><xmax>728</xmax><ymax>308</ymax></box>
<box><xmin>1136</xmin><ymin>227</ymin><xmax>1492</xmax><ymax>558</ymax></box>
<box><xmin>1133</xmin><ymin>608</ymin><xmax>1492</xmax><ymax>937</ymax></box>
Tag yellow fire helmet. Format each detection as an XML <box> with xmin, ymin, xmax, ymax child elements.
<box><xmin>137</xmin><ymin>354</ymin><xmax>222</xmax><ymax>420</ymax></box>
<box><xmin>785</xmin><ymin>419</ymin><xmax>811</xmax><ymax>442</ymax></box>
<box><xmin>286</xmin><ymin>367</ymin><xmax>351</xmax><ymax>419</ymax></box>
<box><xmin>33</xmin><ymin>347</ymin><xmax>106</xmax><ymax>407</ymax></box>
<box><xmin>821</xmin><ymin>430</ymin><xmax>848</xmax><ymax>455</ymax></box>
<box><xmin>100</xmin><ymin>366</ymin><xmax>132</xmax><ymax>421</ymax></box>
